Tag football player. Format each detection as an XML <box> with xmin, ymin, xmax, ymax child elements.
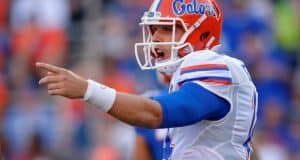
<box><xmin>37</xmin><ymin>0</ymin><xmax>258</xmax><ymax>159</ymax></box>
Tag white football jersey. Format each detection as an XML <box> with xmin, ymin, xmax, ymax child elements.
<box><xmin>167</xmin><ymin>50</ymin><xmax>258</xmax><ymax>160</ymax></box>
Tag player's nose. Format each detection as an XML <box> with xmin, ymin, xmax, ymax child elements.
<box><xmin>152</xmin><ymin>29</ymin><xmax>162</xmax><ymax>42</ymax></box>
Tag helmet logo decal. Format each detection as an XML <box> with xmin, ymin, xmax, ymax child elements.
<box><xmin>172</xmin><ymin>0</ymin><xmax>216</xmax><ymax>16</ymax></box>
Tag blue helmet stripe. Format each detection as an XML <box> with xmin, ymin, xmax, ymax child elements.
<box><xmin>150</xmin><ymin>0</ymin><xmax>162</xmax><ymax>12</ymax></box>
<box><xmin>156</xmin><ymin>0</ymin><xmax>162</xmax><ymax>11</ymax></box>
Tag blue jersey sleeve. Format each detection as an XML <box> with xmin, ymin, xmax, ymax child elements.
<box><xmin>152</xmin><ymin>82</ymin><xmax>230</xmax><ymax>128</ymax></box>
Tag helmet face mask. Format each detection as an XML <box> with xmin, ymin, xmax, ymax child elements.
<box><xmin>135</xmin><ymin>15</ymin><xmax>191</xmax><ymax>71</ymax></box>
<box><xmin>135</xmin><ymin>0</ymin><xmax>223</xmax><ymax>73</ymax></box>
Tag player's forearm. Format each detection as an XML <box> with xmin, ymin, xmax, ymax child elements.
<box><xmin>83</xmin><ymin>79</ymin><xmax>163</xmax><ymax>128</ymax></box>
<box><xmin>108</xmin><ymin>92</ymin><xmax>163</xmax><ymax>128</ymax></box>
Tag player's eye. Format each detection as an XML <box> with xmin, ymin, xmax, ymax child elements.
<box><xmin>149</xmin><ymin>25</ymin><xmax>158</xmax><ymax>32</ymax></box>
<box><xmin>149</xmin><ymin>25</ymin><xmax>173</xmax><ymax>33</ymax></box>
<box><xmin>161</xmin><ymin>26</ymin><xmax>173</xmax><ymax>32</ymax></box>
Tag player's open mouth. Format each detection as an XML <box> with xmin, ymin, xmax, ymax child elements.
<box><xmin>154</xmin><ymin>48</ymin><xmax>165</xmax><ymax>60</ymax></box>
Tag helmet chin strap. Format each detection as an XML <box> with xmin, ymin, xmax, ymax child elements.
<box><xmin>156</xmin><ymin>57</ymin><xmax>182</xmax><ymax>75</ymax></box>
<box><xmin>176</xmin><ymin>43</ymin><xmax>194</xmax><ymax>57</ymax></box>
<box><xmin>157</xmin><ymin>64</ymin><xmax>179</xmax><ymax>75</ymax></box>
<box><xmin>206</xmin><ymin>36</ymin><xmax>216</xmax><ymax>49</ymax></box>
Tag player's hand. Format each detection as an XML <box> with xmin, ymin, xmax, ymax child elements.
<box><xmin>36</xmin><ymin>62</ymin><xmax>88</xmax><ymax>99</ymax></box>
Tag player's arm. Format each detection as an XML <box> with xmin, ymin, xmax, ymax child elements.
<box><xmin>36</xmin><ymin>62</ymin><xmax>229</xmax><ymax>129</ymax></box>
<box><xmin>111</xmin><ymin>82</ymin><xmax>230</xmax><ymax>128</ymax></box>
<box><xmin>36</xmin><ymin>62</ymin><xmax>163</xmax><ymax>128</ymax></box>
<box><xmin>109</xmin><ymin>92</ymin><xmax>162</xmax><ymax>128</ymax></box>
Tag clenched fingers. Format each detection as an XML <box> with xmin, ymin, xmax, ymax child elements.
<box><xmin>47</xmin><ymin>71</ymin><xmax>55</xmax><ymax>75</ymax></box>
<box><xmin>36</xmin><ymin>62</ymin><xmax>88</xmax><ymax>99</ymax></box>
<box><xmin>47</xmin><ymin>83</ymin><xmax>65</xmax><ymax>90</ymax></box>
<box><xmin>39</xmin><ymin>75</ymin><xmax>66</xmax><ymax>85</ymax></box>
<box><xmin>48</xmin><ymin>88</ymin><xmax>65</xmax><ymax>96</ymax></box>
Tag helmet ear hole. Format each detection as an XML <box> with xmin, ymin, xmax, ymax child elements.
<box><xmin>200</xmin><ymin>32</ymin><xmax>210</xmax><ymax>41</ymax></box>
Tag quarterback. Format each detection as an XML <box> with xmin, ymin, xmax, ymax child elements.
<box><xmin>37</xmin><ymin>0</ymin><xmax>258</xmax><ymax>159</ymax></box>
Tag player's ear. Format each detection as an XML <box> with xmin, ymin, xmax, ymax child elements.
<box><xmin>200</xmin><ymin>32</ymin><xmax>210</xmax><ymax>41</ymax></box>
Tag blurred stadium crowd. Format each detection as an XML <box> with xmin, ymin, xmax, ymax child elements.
<box><xmin>0</xmin><ymin>0</ymin><xmax>299</xmax><ymax>159</ymax></box>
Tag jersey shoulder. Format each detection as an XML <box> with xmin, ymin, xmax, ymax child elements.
<box><xmin>181</xmin><ymin>50</ymin><xmax>224</xmax><ymax>66</ymax></box>
<box><xmin>220</xmin><ymin>54</ymin><xmax>254</xmax><ymax>84</ymax></box>
<box><xmin>176</xmin><ymin>50</ymin><xmax>233</xmax><ymax>86</ymax></box>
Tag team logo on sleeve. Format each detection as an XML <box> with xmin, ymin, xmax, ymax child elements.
<box><xmin>172</xmin><ymin>0</ymin><xmax>217</xmax><ymax>16</ymax></box>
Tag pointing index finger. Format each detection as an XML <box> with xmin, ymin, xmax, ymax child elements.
<box><xmin>36</xmin><ymin>62</ymin><xmax>63</xmax><ymax>73</ymax></box>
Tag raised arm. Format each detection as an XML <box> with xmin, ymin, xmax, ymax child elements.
<box><xmin>36</xmin><ymin>62</ymin><xmax>229</xmax><ymax>129</ymax></box>
<box><xmin>36</xmin><ymin>62</ymin><xmax>163</xmax><ymax>128</ymax></box>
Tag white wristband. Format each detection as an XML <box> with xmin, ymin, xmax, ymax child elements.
<box><xmin>83</xmin><ymin>79</ymin><xmax>117</xmax><ymax>112</ymax></box>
